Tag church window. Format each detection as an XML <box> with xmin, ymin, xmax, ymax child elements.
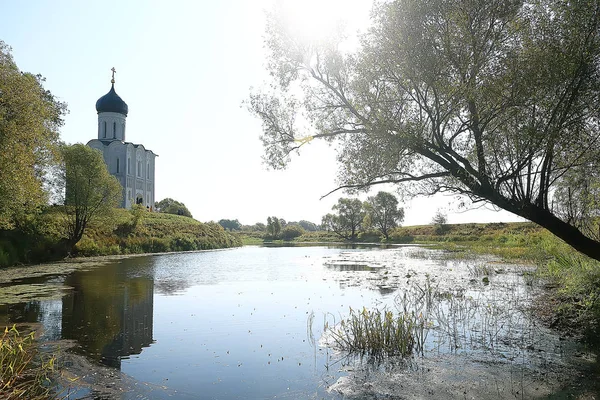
<box><xmin>113</xmin><ymin>122</ymin><xmax>116</xmax><ymax>139</ymax></box>
<box><xmin>127</xmin><ymin>158</ymin><xmax>131</xmax><ymax>174</ymax></box>
<box><xmin>103</xmin><ymin>121</ymin><xmax>107</xmax><ymax>138</ymax></box>
<box><xmin>147</xmin><ymin>162</ymin><xmax>150</xmax><ymax>178</ymax></box>
<box><xmin>116</xmin><ymin>158</ymin><xmax>120</xmax><ymax>173</ymax></box>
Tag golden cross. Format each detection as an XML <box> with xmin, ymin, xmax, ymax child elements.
<box><xmin>111</xmin><ymin>67</ymin><xmax>116</xmax><ymax>84</ymax></box>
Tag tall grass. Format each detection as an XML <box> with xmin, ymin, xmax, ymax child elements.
<box><xmin>325</xmin><ymin>307</ymin><xmax>427</xmax><ymax>358</ymax></box>
<box><xmin>537</xmin><ymin>233</ymin><xmax>600</xmax><ymax>342</ymax></box>
<box><xmin>0</xmin><ymin>325</ymin><xmax>57</xmax><ymax>399</ymax></box>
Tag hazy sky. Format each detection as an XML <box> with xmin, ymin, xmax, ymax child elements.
<box><xmin>2</xmin><ymin>0</ymin><xmax>521</xmax><ymax>226</ymax></box>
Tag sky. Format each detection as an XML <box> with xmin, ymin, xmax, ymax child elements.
<box><xmin>1</xmin><ymin>0</ymin><xmax>522</xmax><ymax>226</ymax></box>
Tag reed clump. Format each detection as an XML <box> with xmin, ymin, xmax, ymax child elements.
<box><xmin>0</xmin><ymin>325</ymin><xmax>57</xmax><ymax>399</ymax></box>
<box><xmin>326</xmin><ymin>307</ymin><xmax>426</xmax><ymax>358</ymax></box>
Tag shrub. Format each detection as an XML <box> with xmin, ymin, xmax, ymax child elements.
<box><xmin>280</xmin><ymin>225</ymin><xmax>305</xmax><ymax>241</ymax></box>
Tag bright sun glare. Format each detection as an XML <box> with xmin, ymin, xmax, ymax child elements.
<box><xmin>278</xmin><ymin>0</ymin><xmax>371</xmax><ymax>44</ymax></box>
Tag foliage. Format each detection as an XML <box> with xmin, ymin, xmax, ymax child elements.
<box><xmin>218</xmin><ymin>219</ymin><xmax>242</xmax><ymax>231</ymax></box>
<box><xmin>280</xmin><ymin>224</ymin><xmax>305</xmax><ymax>241</ymax></box>
<box><xmin>266</xmin><ymin>216</ymin><xmax>282</xmax><ymax>239</ymax></box>
<box><xmin>1</xmin><ymin>208</ymin><xmax>241</xmax><ymax>266</ymax></box>
<box><xmin>249</xmin><ymin>0</ymin><xmax>600</xmax><ymax>261</ymax></box>
<box><xmin>61</xmin><ymin>144</ymin><xmax>122</xmax><ymax>250</ymax></box>
<box><xmin>0</xmin><ymin>325</ymin><xmax>57</xmax><ymax>399</ymax></box>
<box><xmin>321</xmin><ymin>198</ymin><xmax>365</xmax><ymax>240</ymax></box>
<box><xmin>325</xmin><ymin>307</ymin><xmax>426</xmax><ymax>358</ymax></box>
<box><xmin>431</xmin><ymin>210</ymin><xmax>447</xmax><ymax>226</ymax></box>
<box><xmin>114</xmin><ymin>204</ymin><xmax>147</xmax><ymax>237</ymax></box>
<box><xmin>155</xmin><ymin>198</ymin><xmax>193</xmax><ymax>218</ymax></box>
<box><xmin>537</xmin><ymin>235</ymin><xmax>600</xmax><ymax>342</ymax></box>
<box><xmin>75</xmin><ymin>210</ymin><xmax>241</xmax><ymax>256</ymax></box>
<box><xmin>364</xmin><ymin>191</ymin><xmax>404</xmax><ymax>239</ymax></box>
<box><xmin>0</xmin><ymin>41</ymin><xmax>66</xmax><ymax>229</ymax></box>
<box><xmin>297</xmin><ymin>220</ymin><xmax>318</xmax><ymax>231</ymax></box>
<box><xmin>431</xmin><ymin>209</ymin><xmax>448</xmax><ymax>235</ymax></box>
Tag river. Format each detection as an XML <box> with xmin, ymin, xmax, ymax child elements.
<box><xmin>0</xmin><ymin>245</ymin><xmax>598</xmax><ymax>399</ymax></box>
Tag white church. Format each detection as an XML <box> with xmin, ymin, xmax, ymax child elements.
<box><xmin>87</xmin><ymin>70</ymin><xmax>157</xmax><ymax>209</ymax></box>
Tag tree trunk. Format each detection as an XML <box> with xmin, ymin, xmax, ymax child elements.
<box><xmin>520</xmin><ymin>205</ymin><xmax>600</xmax><ymax>262</ymax></box>
<box><xmin>473</xmin><ymin>187</ymin><xmax>600</xmax><ymax>262</ymax></box>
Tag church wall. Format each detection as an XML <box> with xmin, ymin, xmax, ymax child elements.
<box><xmin>98</xmin><ymin>112</ymin><xmax>127</xmax><ymax>141</ymax></box>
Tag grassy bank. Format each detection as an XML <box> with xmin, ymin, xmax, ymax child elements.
<box><xmin>75</xmin><ymin>209</ymin><xmax>241</xmax><ymax>256</ymax></box>
<box><xmin>0</xmin><ymin>208</ymin><xmax>242</xmax><ymax>266</ymax></box>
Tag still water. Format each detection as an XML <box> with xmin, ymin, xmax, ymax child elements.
<box><xmin>0</xmin><ymin>245</ymin><xmax>595</xmax><ymax>399</ymax></box>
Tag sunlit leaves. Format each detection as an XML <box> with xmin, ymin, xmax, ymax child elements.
<box><xmin>250</xmin><ymin>0</ymin><xmax>600</xmax><ymax>259</ymax></box>
<box><xmin>0</xmin><ymin>41</ymin><xmax>66</xmax><ymax>228</ymax></box>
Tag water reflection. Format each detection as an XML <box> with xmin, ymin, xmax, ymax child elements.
<box><xmin>61</xmin><ymin>263</ymin><xmax>154</xmax><ymax>369</ymax></box>
<box><xmin>0</xmin><ymin>246</ymin><xmax>595</xmax><ymax>399</ymax></box>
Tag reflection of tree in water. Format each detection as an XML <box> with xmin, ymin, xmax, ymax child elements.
<box><xmin>0</xmin><ymin>302</ymin><xmax>41</xmax><ymax>325</ymax></box>
<box><xmin>61</xmin><ymin>263</ymin><xmax>154</xmax><ymax>369</ymax></box>
<box><xmin>153</xmin><ymin>279</ymin><xmax>190</xmax><ymax>295</ymax></box>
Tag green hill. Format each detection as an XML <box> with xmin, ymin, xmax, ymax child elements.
<box><xmin>0</xmin><ymin>208</ymin><xmax>241</xmax><ymax>266</ymax></box>
<box><xmin>75</xmin><ymin>209</ymin><xmax>241</xmax><ymax>256</ymax></box>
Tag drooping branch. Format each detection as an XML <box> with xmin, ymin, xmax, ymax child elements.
<box><xmin>320</xmin><ymin>171</ymin><xmax>451</xmax><ymax>199</ymax></box>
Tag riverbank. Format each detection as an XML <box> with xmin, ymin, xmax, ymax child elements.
<box><xmin>0</xmin><ymin>209</ymin><xmax>242</xmax><ymax>267</ymax></box>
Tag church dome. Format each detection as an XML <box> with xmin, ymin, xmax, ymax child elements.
<box><xmin>96</xmin><ymin>84</ymin><xmax>128</xmax><ymax>116</ymax></box>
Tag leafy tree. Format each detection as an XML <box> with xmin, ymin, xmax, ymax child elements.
<box><xmin>61</xmin><ymin>144</ymin><xmax>122</xmax><ymax>249</ymax></box>
<box><xmin>249</xmin><ymin>0</ymin><xmax>600</xmax><ymax>261</ymax></box>
<box><xmin>243</xmin><ymin>222</ymin><xmax>266</xmax><ymax>232</ymax></box>
<box><xmin>266</xmin><ymin>216</ymin><xmax>282</xmax><ymax>238</ymax></box>
<box><xmin>431</xmin><ymin>210</ymin><xmax>448</xmax><ymax>226</ymax></box>
<box><xmin>298</xmin><ymin>220</ymin><xmax>318</xmax><ymax>231</ymax></box>
<box><xmin>155</xmin><ymin>198</ymin><xmax>193</xmax><ymax>218</ymax></box>
<box><xmin>431</xmin><ymin>209</ymin><xmax>448</xmax><ymax>235</ymax></box>
<box><xmin>218</xmin><ymin>219</ymin><xmax>242</xmax><ymax>231</ymax></box>
<box><xmin>0</xmin><ymin>41</ymin><xmax>66</xmax><ymax>228</ymax></box>
<box><xmin>281</xmin><ymin>224</ymin><xmax>305</xmax><ymax>240</ymax></box>
<box><xmin>322</xmin><ymin>198</ymin><xmax>365</xmax><ymax>240</ymax></box>
<box><xmin>364</xmin><ymin>191</ymin><xmax>404</xmax><ymax>239</ymax></box>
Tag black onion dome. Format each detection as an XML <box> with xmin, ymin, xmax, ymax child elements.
<box><xmin>95</xmin><ymin>84</ymin><xmax>128</xmax><ymax>115</ymax></box>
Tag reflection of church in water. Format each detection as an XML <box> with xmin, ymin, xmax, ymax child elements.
<box><xmin>0</xmin><ymin>261</ymin><xmax>155</xmax><ymax>370</ymax></box>
<box><xmin>87</xmin><ymin>68</ymin><xmax>157</xmax><ymax>209</ymax></box>
<box><xmin>60</xmin><ymin>261</ymin><xmax>155</xmax><ymax>369</ymax></box>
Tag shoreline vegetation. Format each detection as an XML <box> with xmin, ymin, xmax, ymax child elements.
<box><xmin>0</xmin><ymin>208</ymin><xmax>242</xmax><ymax>268</ymax></box>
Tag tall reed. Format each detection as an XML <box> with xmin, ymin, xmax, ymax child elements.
<box><xmin>325</xmin><ymin>307</ymin><xmax>427</xmax><ymax>358</ymax></box>
<box><xmin>0</xmin><ymin>325</ymin><xmax>57</xmax><ymax>399</ymax></box>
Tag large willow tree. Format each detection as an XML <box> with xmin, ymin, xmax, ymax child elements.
<box><xmin>249</xmin><ymin>0</ymin><xmax>600</xmax><ymax>261</ymax></box>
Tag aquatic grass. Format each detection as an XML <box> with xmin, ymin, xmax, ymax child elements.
<box><xmin>325</xmin><ymin>307</ymin><xmax>427</xmax><ymax>358</ymax></box>
<box><xmin>467</xmin><ymin>264</ymin><xmax>494</xmax><ymax>277</ymax></box>
<box><xmin>0</xmin><ymin>325</ymin><xmax>57</xmax><ymax>399</ymax></box>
